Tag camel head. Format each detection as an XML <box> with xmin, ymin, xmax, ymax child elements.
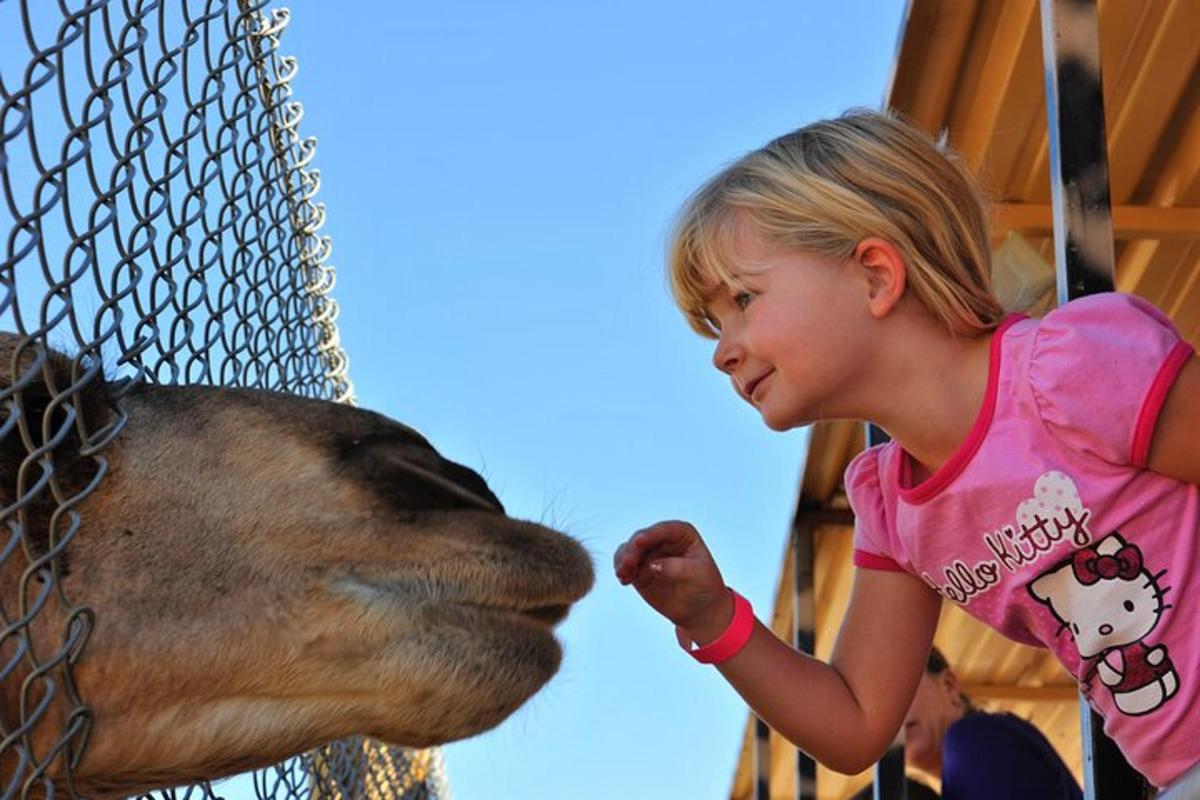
<box><xmin>0</xmin><ymin>334</ymin><xmax>594</xmax><ymax>797</ymax></box>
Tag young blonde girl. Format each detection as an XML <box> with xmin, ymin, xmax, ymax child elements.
<box><xmin>613</xmin><ymin>110</ymin><xmax>1200</xmax><ymax>793</ymax></box>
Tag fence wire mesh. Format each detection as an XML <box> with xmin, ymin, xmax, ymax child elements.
<box><xmin>1</xmin><ymin>1</ymin><xmax>448</xmax><ymax>797</ymax></box>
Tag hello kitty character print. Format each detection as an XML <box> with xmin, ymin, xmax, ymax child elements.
<box><xmin>1029</xmin><ymin>532</ymin><xmax>1177</xmax><ymax>716</ymax></box>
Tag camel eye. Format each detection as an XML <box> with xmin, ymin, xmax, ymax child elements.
<box><xmin>1123</xmin><ymin>600</ymin><xmax>1135</xmax><ymax>612</ymax></box>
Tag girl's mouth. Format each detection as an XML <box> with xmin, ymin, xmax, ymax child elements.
<box><xmin>746</xmin><ymin>370</ymin><xmax>774</xmax><ymax>400</ymax></box>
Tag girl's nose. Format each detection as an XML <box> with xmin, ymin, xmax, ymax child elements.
<box><xmin>711</xmin><ymin>335</ymin><xmax>741</xmax><ymax>374</ymax></box>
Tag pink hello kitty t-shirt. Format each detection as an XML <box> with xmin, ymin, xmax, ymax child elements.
<box><xmin>846</xmin><ymin>292</ymin><xmax>1197</xmax><ymax>787</ymax></box>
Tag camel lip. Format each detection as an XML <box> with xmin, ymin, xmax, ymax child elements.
<box><xmin>329</xmin><ymin>573</ymin><xmax>582</xmax><ymax>630</ymax></box>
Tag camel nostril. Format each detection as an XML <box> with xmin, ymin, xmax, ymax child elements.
<box><xmin>1099</xmin><ymin>623</ymin><xmax>1114</xmax><ymax>636</ymax></box>
<box><xmin>437</xmin><ymin>460</ymin><xmax>504</xmax><ymax>513</ymax></box>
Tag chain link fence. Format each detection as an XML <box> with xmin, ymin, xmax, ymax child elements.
<box><xmin>1</xmin><ymin>1</ymin><xmax>448</xmax><ymax>797</ymax></box>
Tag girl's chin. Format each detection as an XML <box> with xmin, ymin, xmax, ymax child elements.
<box><xmin>759</xmin><ymin>403</ymin><xmax>811</xmax><ymax>432</ymax></box>
<box><xmin>762</xmin><ymin>415</ymin><xmax>791</xmax><ymax>432</ymax></box>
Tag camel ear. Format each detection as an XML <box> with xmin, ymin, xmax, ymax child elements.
<box><xmin>0</xmin><ymin>333</ymin><xmax>113</xmax><ymax>506</ymax></box>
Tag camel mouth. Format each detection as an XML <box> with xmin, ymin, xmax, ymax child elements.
<box><xmin>521</xmin><ymin>603</ymin><xmax>570</xmax><ymax>625</ymax></box>
<box><xmin>461</xmin><ymin>602</ymin><xmax>571</xmax><ymax>628</ymax></box>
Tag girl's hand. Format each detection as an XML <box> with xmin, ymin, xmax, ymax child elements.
<box><xmin>613</xmin><ymin>520</ymin><xmax>731</xmax><ymax>643</ymax></box>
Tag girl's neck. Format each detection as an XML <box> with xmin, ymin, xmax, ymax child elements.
<box><xmin>860</xmin><ymin>311</ymin><xmax>998</xmax><ymax>477</ymax></box>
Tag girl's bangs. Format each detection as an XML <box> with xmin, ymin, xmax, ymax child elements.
<box><xmin>670</xmin><ymin>207</ymin><xmax>745</xmax><ymax>337</ymax></box>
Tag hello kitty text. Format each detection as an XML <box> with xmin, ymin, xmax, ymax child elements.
<box><xmin>921</xmin><ymin>472</ymin><xmax>1094</xmax><ymax>605</ymax></box>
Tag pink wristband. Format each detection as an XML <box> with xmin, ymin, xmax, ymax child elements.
<box><xmin>676</xmin><ymin>589</ymin><xmax>754</xmax><ymax>664</ymax></box>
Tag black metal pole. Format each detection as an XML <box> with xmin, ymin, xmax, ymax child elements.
<box><xmin>1039</xmin><ymin>0</ymin><xmax>1148</xmax><ymax>797</ymax></box>
<box><xmin>874</xmin><ymin>745</ymin><xmax>907</xmax><ymax>800</ymax></box>
<box><xmin>754</xmin><ymin>716</ymin><xmax>771</xmax><ymax>800</ymax></box>
<box><xmin>863</xmin><ymin>426</ymin><xmax>907</xmax><ymax>800</ymax></box>
<box><xmin>792</xmin><ymin>516</ymin><xmax>818</xmax><ymax>800</ymax></box>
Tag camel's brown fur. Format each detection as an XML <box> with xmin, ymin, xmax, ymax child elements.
<box><xmin>0</xmin><ymin>335</ymin><xmax>593</xmax><ymax>797</ymax></box>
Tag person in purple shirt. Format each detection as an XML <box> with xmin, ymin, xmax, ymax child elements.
<box><xmin>904</xmin><ymin>648</ymin><xmax>1081</xmax><ymax>800</ymax></box>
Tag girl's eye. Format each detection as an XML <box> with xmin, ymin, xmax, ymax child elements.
<box><xmin>734</xmin><ymin>292</ymin><xmax>754</xmax><ymax>310</ymax></box>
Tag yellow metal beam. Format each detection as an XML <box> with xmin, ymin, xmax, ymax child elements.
<box><xmin>996</xmin><ymin>203</ymin><xmax>1200</xmax><ymax>240</ymax></box>
<box><xmin>962</xmin><ymin>683</ymin><xmax>1081</xmax><ymax>702</ymax></box>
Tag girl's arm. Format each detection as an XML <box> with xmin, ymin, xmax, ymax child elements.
<box><xmin>1148</xmin><ymin>356</ymin><xmax>1200</xmax><ymax>485</ymax></box>
<box><xmin>614</xmin><ymin>521</ymin><xmax>940</xmax><ymax>774</ymax></box>
<box><xmin>702</xmin><ymin>567</ymin><xmax>940</xmax><ymax>773</ymax></box>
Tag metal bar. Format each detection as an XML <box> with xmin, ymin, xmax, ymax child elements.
<box><xmin>1039</xmin><ymin>1</ymin><xmax>1149</xmax><ymax>798</ymax></box>
<box><xmin>1078</xmin><ymin>699</ymin><xmax>1148</xmax><ymax>800</ymax></box>
<box><xmin>1040</xmin><ymin>0</ymin><xmax>1116</xmax><ymax>302</ymax></box>
<box><xmin>873</xmin><ymin>745</ymin><xmax>907</xmax><ymax>800</ymax></box>
<box><xmin>866</xmin><ymin>425</ymin><xmax>890</xmax><ymax>449</ymax></box>
<box><xmin>861</xmin><ymin>425</ymin><xmax>908</xmax><ymax>800</ymax></box>
<box><xmin>792</xmin><ymin>515</ymin><xmax>817</xmax><ymax>800</ymax></box>
<box><xmin>754</xmin><ymin>716</ymin><xmax>771</xmax><ymax>800</ymax></box>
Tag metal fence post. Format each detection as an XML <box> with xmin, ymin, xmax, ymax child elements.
<box><xmin>792</xmin><ymin>515</ymin><xmax>818</xmax><ymax>800</ymax></box>
<box><xmin>754</xmin><ymin>716</ymin><xmax>772</xmax><ymax>800</ymax></box>
<box><xmin>1039</xmin><ymin>0</ymin><xmax>1149</xmax><ymax>797</ymax></box>
<box><xmin>863</xmin><ymin>425</ymin><xmax>907</xmax><ymax>800</ymax></box>
<box><xmin>873</xmin><ymin>746</ymin><xmax>907</xmax><ymax>800</ymax></box>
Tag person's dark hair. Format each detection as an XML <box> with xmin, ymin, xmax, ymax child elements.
<box><xmin>925</xmin><ymin>646</ymin><xmax>976</xmax><ymax>712</ymax></box>
<box><xmin>926</xmin><ymin>646</ymin><xmax>951</xmax><ymax>674</ymax></box>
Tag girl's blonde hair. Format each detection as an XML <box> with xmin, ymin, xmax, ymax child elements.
<box><xmin>668</xmin><ymin>109</ymin><xmax>1006</xmax><ymax>338</ymax></box>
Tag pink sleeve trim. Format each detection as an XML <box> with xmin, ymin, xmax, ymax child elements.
<box><xmin>853</xmin><ymin>549</ymin><xmax>905</xmax><ymax>572</ymax></box>
<box><xmin>1131</xmin><ymin>340</ymin><xmax>1194</xmax><ymax>468</ymax></box>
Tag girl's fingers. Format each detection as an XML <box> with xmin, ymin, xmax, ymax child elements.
<box><xmin>614</xmin><ymin>540</ymin><xmax>644</xmax><ymax>582</ymax></box>
<box><xmin>612</xmin><ymin>542</ymin><xmax>629</xmax><ymax>572</ymax></box>
<box><xmin>629</xmin><ymin>520</ymin><xmax>696</xmax><ymax>555</ymax></box>
<box><xmin>632</xmin><ymin>555</ymin><xmax>697</xmax><ymax>590</ymax></box>
<box><xmin>615</xmin><ymin>544</ymin><xmax>652</xmax><ymax>585</ymax></box>
<box><xmin>615</xmin><ymin>521</ymin><xmax>701</xmax><ymax>584</ymax></box>
<box><xmin>648</xmin><ymin>556</ymin><xmax>690</xmax><ymax>580</ymax></box>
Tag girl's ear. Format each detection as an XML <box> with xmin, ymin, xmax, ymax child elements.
<box><xmin>852</xmin><ymin>237</ymin><xmax>907</xmax><ymax>319</ymax></box>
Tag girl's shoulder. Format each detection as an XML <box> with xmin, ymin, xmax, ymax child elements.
<box><xmin>844</xmin><ymin>441</ymin><xmax>907</xmax><ymax>571</ymax></box>
<box><xmin>844</xmin><ymin>441</ymin><xmax>902</xmax><ymax>520</ymax></box>
<box><xmin>845</xmin><ymin>442</ymin><xmax>890</xmax><ymax>500</ymax></box>
<box><xmin>1025</xmin><ymin>291</ymin><xmax>1192</xmax><ymax>468</ymax></box>
<box><xmin>1034</xmin><ymin>291</ymin><xmax>1178</xmax><ymax>344</ymax></box>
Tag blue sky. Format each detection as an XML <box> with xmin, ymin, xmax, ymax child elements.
<box><xmin>0</xmin><ymin>1</ymin><xmax>905</xmax><ymax>797</ymax></box>
<box><xmin>241</xmin><ymin>2</ymin><xmax>906</xmax><ymax>797</ymax></box>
